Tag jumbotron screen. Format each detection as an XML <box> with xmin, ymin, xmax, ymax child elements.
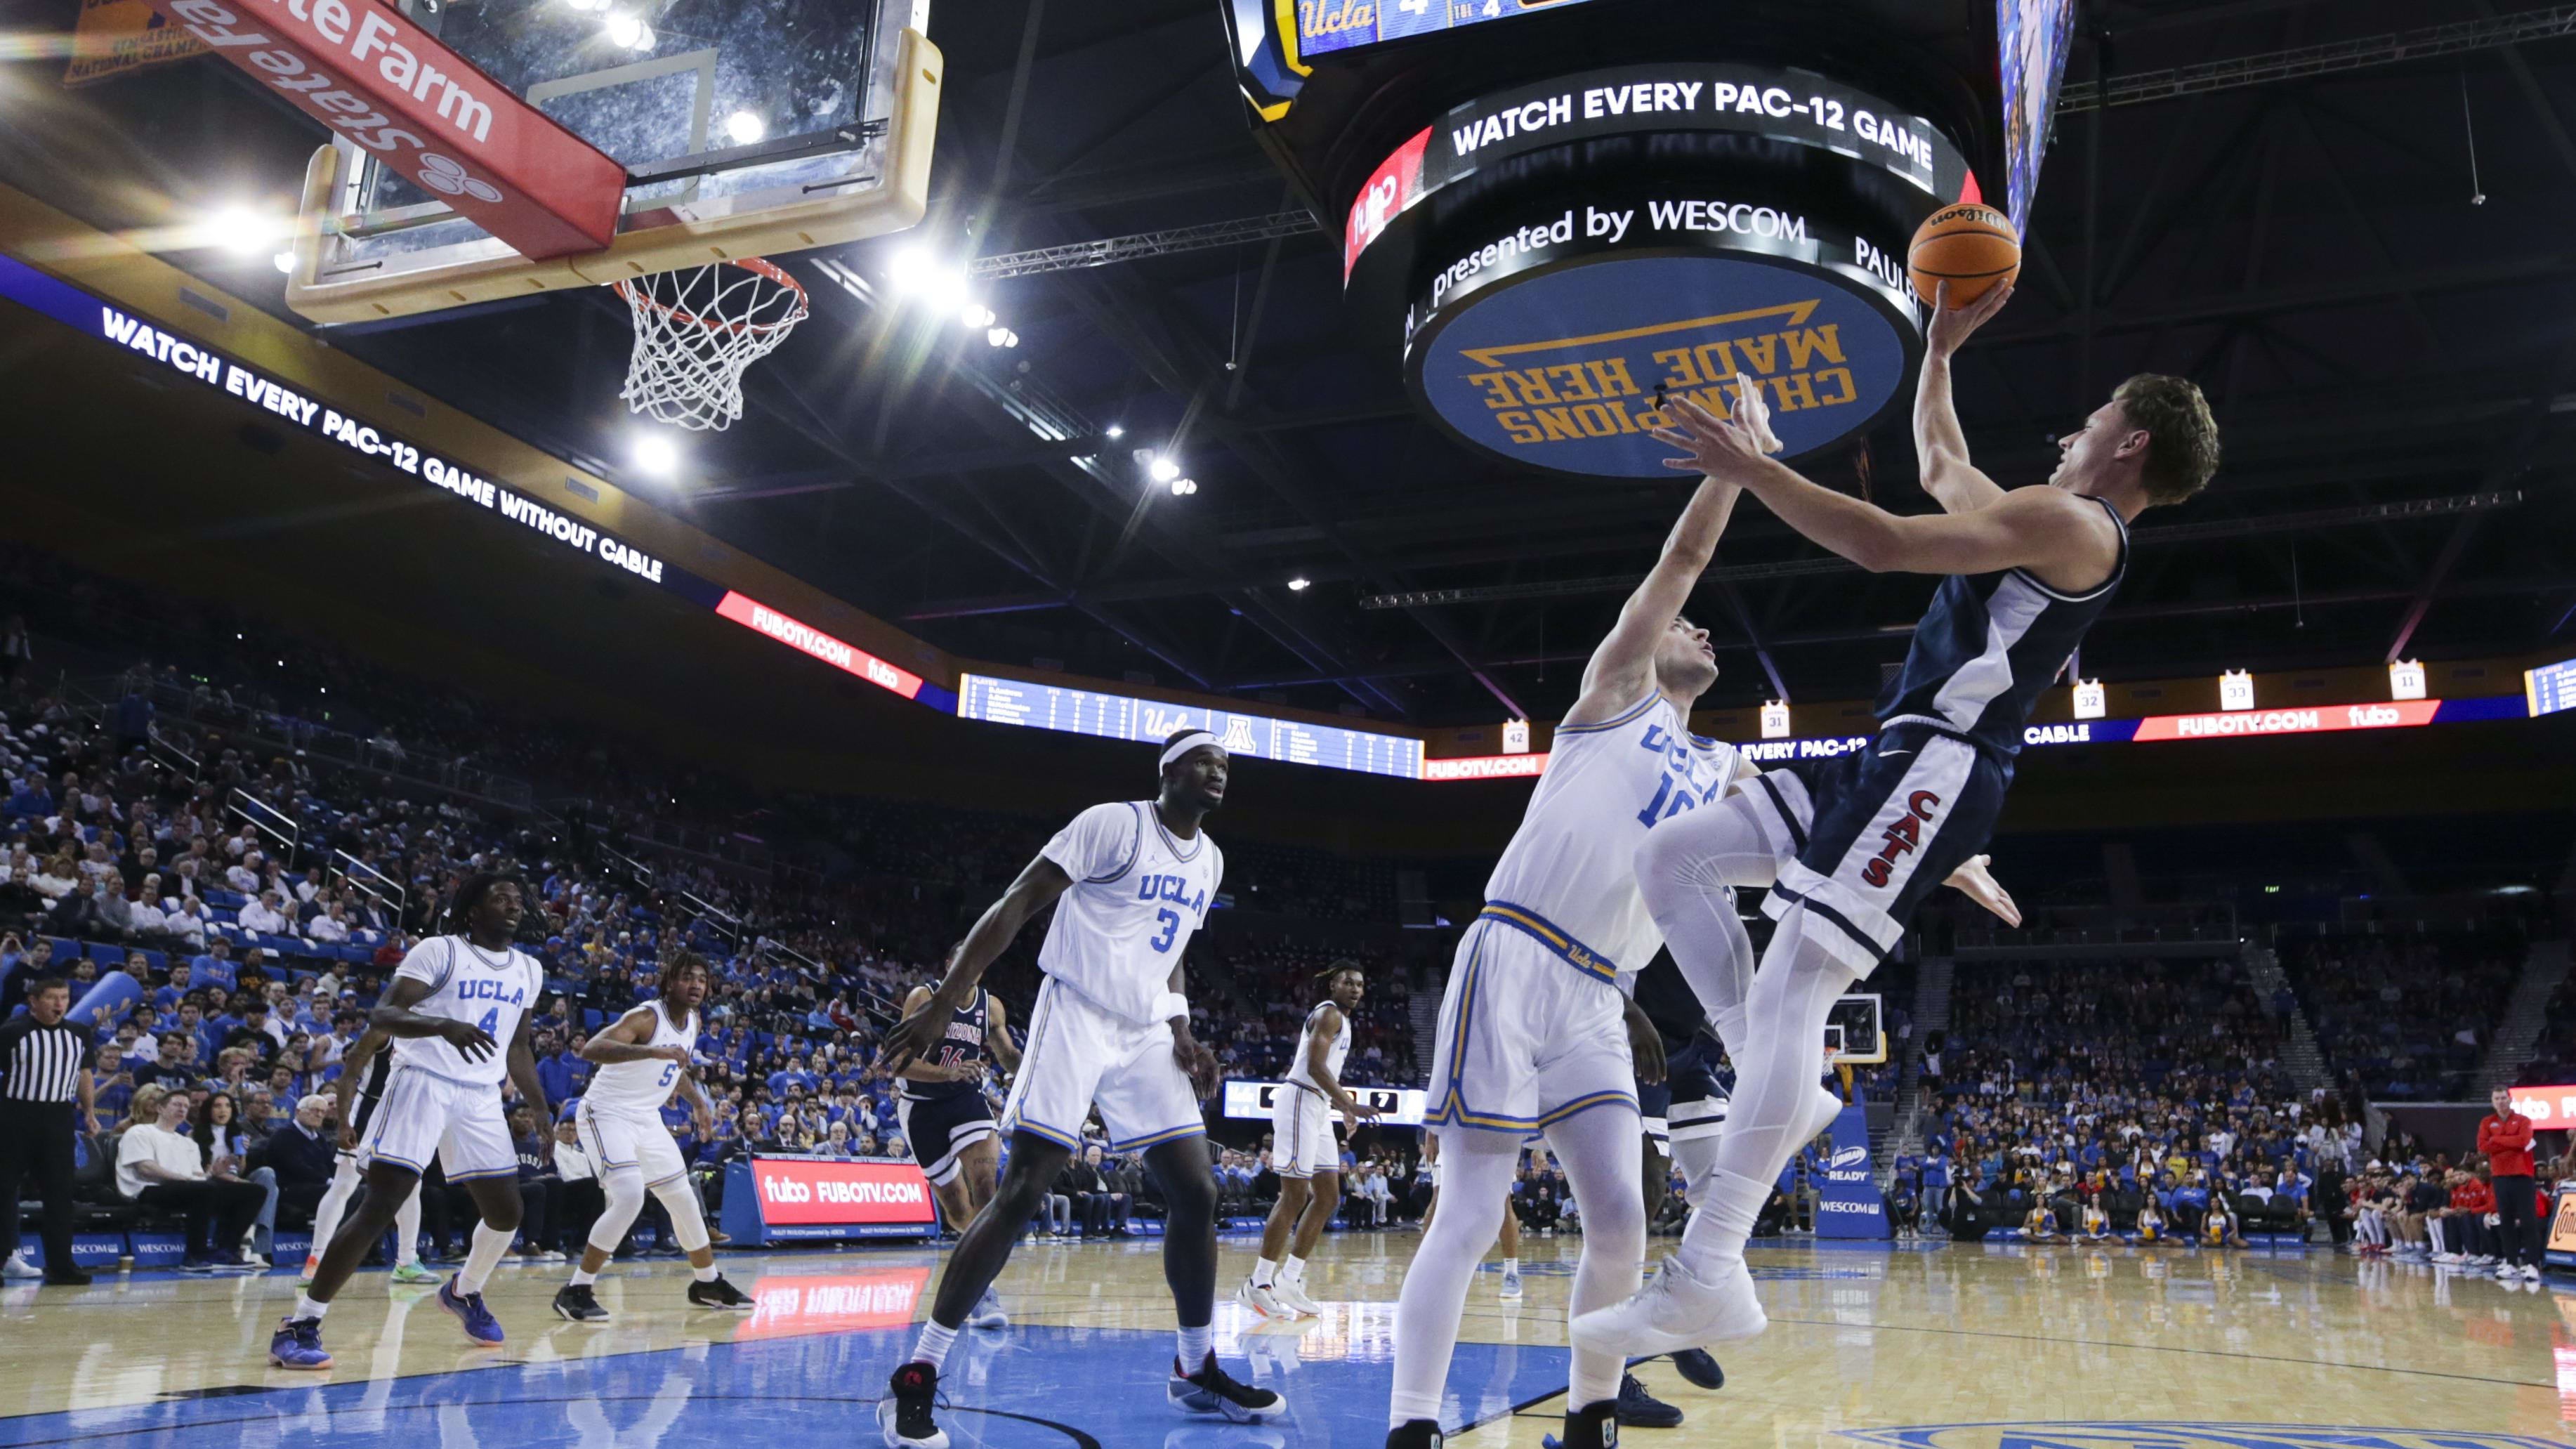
<box><xmin>1296</xmin><ymin>0</ymin><xmax>1608</xmax><ymax>59</ymax></box>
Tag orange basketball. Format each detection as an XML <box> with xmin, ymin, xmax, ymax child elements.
<box><xmin>1907</xmin><ymin>202</ymin><xmax>2020</xmax><ymax>308</ymax></box>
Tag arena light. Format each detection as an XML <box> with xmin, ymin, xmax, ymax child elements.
<box><xmin>201</xmin><ymin>206</ymin><xmax>287</xmax><ymax>256</ymax></box>
<box><xmin>603</xmin><ymin>11</ymin><xmax>654</xmax><ymax>50</ymax></box>
<box><xmin>1760</xmin><ymin>700</ymin><xmax>1792</xmax><ymax>739</ymax></box>
<box><xmin>985</xmin><ymin>327</ymin><xmax>1019</xmax><ymax>349</ymax></box>
<box><xmin>959</xmin><ymin>302</ymin><xmax>996</xmax><ymax>329</ymax></box>
<box><xmin>1148</xmin><ymin>454</ymin><xmax>1182</xmax><ymax>484</ymax></box>
<box><xmin>2071</xmin><ymin>678</ymin><xmax>2105</xmax><ymax>720</ymax></box>
<box><xmin>272</xmin><ymin>250</ymin><xmax>296</xmax><ymax>275</ymax></box>
<box><xmin>2388</xmin><ymin>659</ymin><xmax>2427</xmax><ymax>701</ymax></box>
<box><xmin>1287</xmin><ymin>577</ymin><xmax>1310</xmax><ymax>591</ymax></box>
<box><xmin>724</xmin><ymin>110</ymin><xmax>766</xmax><ymax>145</ymax></box>
<box><xmin>2219</xmin><ymin>669</ymin><xmax>2256</xmax><ymax>712</ymax></box>
<box><xmin>631</xmin><ymin>433</ymin><xmax>680</xmax><ymax>477</ymax></box>
<box><xmin>1168</xmin><ymin>476</ymin><xmax>1199</xmax><ymax>497</ymax></box>
<box><xmin>1103</xmin><ymin>423</ymin><xmax>1126</xmax><ymax>440</ymax></box>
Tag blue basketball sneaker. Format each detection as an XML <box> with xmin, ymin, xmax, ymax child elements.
<box><xmin>438</xmin><ymin>1276</ymin><xmax>504</xmax><ymax>1346</ymax></box>
<box><xmin>268</xmin><ymin>1316</ymin><xmax>333</xmax><ymax>1370</ymax></box>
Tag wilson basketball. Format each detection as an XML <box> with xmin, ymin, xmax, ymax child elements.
<box><xmin>1907</xmin><ymin>202</ymin><xmax>2020</xmax><ymax>307</ymax></box>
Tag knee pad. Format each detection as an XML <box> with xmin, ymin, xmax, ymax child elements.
<box><xmin>590</xmin><ymin>1169</ymin><xmax>646</xmax><ymax>1245</ymax></box>
<box><xmin>650</xmin><ymin>1176</ymin><xmax>710</xmax><ymax>1252</ymax></box>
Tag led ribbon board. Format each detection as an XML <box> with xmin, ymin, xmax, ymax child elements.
<box><xmin>958</xmin><ymin>674</ymin><xmax>1425</xmax><ymax>780</ymax></box>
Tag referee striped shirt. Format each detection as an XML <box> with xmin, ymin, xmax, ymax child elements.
<box><xmin>0</xmin><ymin>1014</ymin><xmax>89</xmax><ymax>1104</ymax></box>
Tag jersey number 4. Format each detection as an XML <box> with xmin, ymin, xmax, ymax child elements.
<box><xmin>1149</xmin><ymin>907</ymin><xmax>1181</xmax><ymax>953</ymax></box>
<box><xmin>476</xmin><ymin>1007</ymin><xmax>501</xmax><ymax>1039</ymax></box>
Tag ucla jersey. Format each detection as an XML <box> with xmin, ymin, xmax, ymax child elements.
<box><xmin>583</xmin><ymin>997</ymin><xmax>698</xmax><ymax>1116</ymax></box>
<box><xmin>386</xmin><ymin>935</ymin><xmax>539</xmax><ymax>1087</ymax></box>
<box><xmin>898</xmin><ymin>987</ymin><xmax>993</xmax><ymax>1103</ymax></box>
<box><xmin>1037</xmin><ymin>801</ymin><xmax>1223</xmax><ymax>1025</ymax></box>
<box><xmin>1877</xmin><ymin>497</ymin><xmax>2129</xmax><ymax>755</ymax></box>
<box><xmin>1285</xmin><ymin>999</ymin><xmax>1352</xmax><ymax>1094</ymax></box>
<box><xmin>1483</xmin><ymin>690</ymin><xmax>1740</xmax><ymax>976</ymax></box>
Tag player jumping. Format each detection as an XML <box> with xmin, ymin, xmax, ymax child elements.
<box><xmin>1241</xmin><ymin>959</ymin><xmax>1382</xmax><ymax>1318</ymax></box>
<box><xmin>269</xmin><ymin>874</ymin><xmax>552</xmax><ymax>1368</ymax></box>
<box><xmin>876</xmin><ymin>730</ymin><xmax>1280</xmax><ymax>1449</ymax></box>
<box><xmin>1574</xmin><ymin>281</ymin><xmax>2219</xmax><ymax>1359</ymax></box>
<box><xmin>551</xmin><ymin>952</ymin><xmax>750</xmax><ymax>1321</ymax></box>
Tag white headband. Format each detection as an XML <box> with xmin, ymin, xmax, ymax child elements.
<box><xmin>1159</xmin><ymin>730</ymin><xmax>1220</xmax><ymax>772</ymax></box>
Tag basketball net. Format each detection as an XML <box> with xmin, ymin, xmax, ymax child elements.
<box><xmin>614</xmin><ymin>258</ymin><xmax>810</xmax><ymax>431</ymax></box>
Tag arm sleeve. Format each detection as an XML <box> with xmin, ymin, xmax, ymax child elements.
<box><xmin>1040</xmin><ymin>803</ymin><xmax>1142</xmax><ymax>885</ymax></box>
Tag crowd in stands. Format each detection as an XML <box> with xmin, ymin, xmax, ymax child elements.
<box><xmin>2282</xmin><ymin>928</ymin><xmax>2523</xmax><ymax>1100</ymax></box>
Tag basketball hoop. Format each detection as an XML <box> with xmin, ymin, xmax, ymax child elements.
<box><xmin>614</xmin><ymin>258</ymin><xmax>810</xmax><ymax>431</ymax></box>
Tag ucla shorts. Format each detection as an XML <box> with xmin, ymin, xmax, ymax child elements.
<box><xmin>1000</xmin><ymin>976</ymin><xmax>1204</xmax><ymax>1154</ymax></box>
<box><xmin>574</xmin><ymin>1099</ymin><xmax>690</xmax><ymax>1186</ymax></box>
<box><xmin>1424</xmin><ymin>904</ymin><xmax>1638</xmax><ymax>1136</ymax></box>
<box><xmin>357</xmin><ymin>1065</ymin><xmax>515</xmax><ymax>1181</ymax></box>
<box><xmin>1739</xmin><ymin>723</ymin><xmax>2011</xmax><ymax>976</ymax></box>
<box><xmin>1271</xmin><ymin>1084</ymin><xmax>1339</xmax><ymax>1179</ymax></box>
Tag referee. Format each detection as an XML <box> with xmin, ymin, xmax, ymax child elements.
<box><xmin>1</xmin><ymin>977</ymin><xmax>97</xmax><ymax>1285</ymax></box>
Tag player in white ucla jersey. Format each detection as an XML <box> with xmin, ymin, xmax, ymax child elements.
<box><xmin>270</xmin><ymin>875</ymin><xmax>553</xmax><ymax>1371</ymax></box>
<box><xmin>551</xmin><ymin>954</ymin><xmax>748</xmax><ymax>1322</ymax></box>
<box><xmin>1241</xmin><ymin>960</ymin><xmax>1381</xmax><ymax>1320</ymax></box>
<box><xmin>876</xmin><ymin>730</ymin><xmax>1281</xmax><ymax>1449</ymax></box>
<box><xmin>1385</xmin><ymin>386</ymin><xmax>1792</xmax><ymax>1449</ymax></box>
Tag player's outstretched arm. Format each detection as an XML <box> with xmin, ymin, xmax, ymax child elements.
<box><xmin>579</xmin><ymin>1005</ymin><xmax>684</xmax><ymax>1064</ymax></box>
<box><xmin>1914</xmin><ymin>281</ymin><xmax>2015</xmax><ymax>515</ymax></box>
<box><xmin>1565</xmin><ymin>384</ymin><xmax>1777</xmax><ymax>727</ymax></box>
<box><xmin>884</xmin><ymin>855</ymin><xmax>1073</xmax><ymax>1072</ymax></box>
<box><xmin>1662</xmin><ymin>392</ymin><xmax>2111</xmax><ymax>580</ymax></box>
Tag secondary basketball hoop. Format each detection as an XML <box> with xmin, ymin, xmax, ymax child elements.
<box><xmin>614</xmin><ymin>258</ymin><xmax>810</xmax><ymax>432</ymax></box>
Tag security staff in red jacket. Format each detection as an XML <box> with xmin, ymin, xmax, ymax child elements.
<box><xmin>2479</xmin><ymin>1087</ymin><xmax>2541</xmax><ymax>1280</ymax></box>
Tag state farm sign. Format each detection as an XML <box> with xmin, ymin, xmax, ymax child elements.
<box><xmin>143</xmin><ymin>0</ymin><xmax>623</xmax><ymax>259</ymax></box>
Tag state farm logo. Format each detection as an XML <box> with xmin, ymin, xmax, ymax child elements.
<box><xmin>414</xmin><ymin>152</ymin><xmax>503</xmax><ymax>204</ymax></box>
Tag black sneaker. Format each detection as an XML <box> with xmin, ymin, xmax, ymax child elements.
<box><xmin>878</xmin><ymin>1361</ymin><xmax>947</xmax><ymax>1448</ymax></box>
<box><xmin>1616</xmin><ymin>1372</ymin><xmax>1683</xmax><ymax>1428</ymax></box>
<box><xmin>1669</xmin><ymin>1348</ymin><xmax>1725</xmax><ymax>1391</ymax></box>
<box><xmin>1542</xmin><ymin>1398</ymin><xmax>1619</xmax><ymax>1449</ymax></box>
<box><xmin>687</xmin><ymin>1275</ymin><xmax>753</xmax><ymax>1310</ymax></box>
<box><xmin>1387</xmin><ymin>1421</ymin><xmax>1445</xmax><ymax>1448</ymax></box>
<box><xmin>1167</xmin><ymin>1351</ymin><xmax>1282</xmax><ymax>1422</ymax></box>
<box><xmin>551</xmin><ymin>1283</ymin><xmax>609</xmax><ymax>1323</ymax></box>
<box><xmin>43</xmin><ymin>1268</ymin><xmax>93</xmax><ymax>1287</ymax></box>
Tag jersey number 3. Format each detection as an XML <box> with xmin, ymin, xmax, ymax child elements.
<box><xmin>1149</xmin><ymin>907</ymin><xmax>1181</xmax><ymax>953</ymax></box>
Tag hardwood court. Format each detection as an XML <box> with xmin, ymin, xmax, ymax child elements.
<box><xmin>1</xmin><ymin>1236</ymin><xmax>2568</xmax><ymax>1447</ymax></box>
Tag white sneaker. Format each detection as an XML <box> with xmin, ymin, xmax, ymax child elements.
<box><xmin>1237</xmin><ymin>1277</ymin><xmax>1292</xmax><ymax>1320</ymax></box>
<box><xmin>2434</xmin><ymin>1252</ymin><xmax>2461</xmax><ymax>1264</ymax></box>
<box><xmin>1273</xmin><ymin>1277</ymin><xmax>1322</xmax><ymax>1316</ymax></box>
<box><xmin>966</xmin><ymin>1285</ymin><xmax>1009</xmax><ymax>1329</ymax></box>
<box><xmin>1</xmin><ymin>1252</ymin><xmax>39</xmax><ymax>1281</ymax></box>
<box><xmin>1570</xmin><ymin>1254</ymin><xmax>1767</xmax><ymax>1358</ymax></box>
<box><xmin>2523</xmin><ymin>1265</ymin><xmax>2544</xmax><ymax>1283</ymax></box>
<box><xmin>1499</xmin><ymin>1268</ymin><xmax>1524</xmax><ymax>1301</ymax></box>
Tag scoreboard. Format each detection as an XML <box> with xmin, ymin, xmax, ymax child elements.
<box><xmin>2528</xmin><ymin>657</ymin><xmax>2576</xmax><ymax>718</ymax></box>
<box><xmin>1298</xmin><ymin>0</ymin><xmax>1610</xmax><ymax>58</ymax></box>
<box><xmin>957</xmin><ymin>673</ymin><xmax>1426</xmax><ymax>780</ymax></box>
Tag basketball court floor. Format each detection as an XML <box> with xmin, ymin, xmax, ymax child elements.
<box><xmin>1</xmin><ymin>1235</ymin><xmax>2567</xmax><ymax>1448</ymax></box>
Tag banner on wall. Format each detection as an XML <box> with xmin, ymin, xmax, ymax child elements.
<box><xmin>1814</xmin><ymin>1101</ymin><xmax>1889</xmax><ymax>1239</ymax></box>
<box><xmin>719</xmin><ymin>1155</ymin><xmax>939</xmax><ymax>1245</ymax></box>
<box><xmin>64</xmin><ymin>0</ymin><xmax>206</xmax><ymax>86</ymax></box>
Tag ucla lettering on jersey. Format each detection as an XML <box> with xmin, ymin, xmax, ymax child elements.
<box><xmin>1482</xmin><ymin>692</ymin><xmax>1742</xmax><ymax>976</ymax></box>
<box><xmin>1877</xmin><ymin>497</ymin><xmax>2129</xmax><ymax>756</ymax></box>
<box><xmin>386</xmin><ymin>936</ymin><xmax>539</xmax><ymax>1087</ymax></box>
<box><xmin>1036</xmin><ymin>801</ymin><xmax>1223</xmax><ymax>1025</ymax></box>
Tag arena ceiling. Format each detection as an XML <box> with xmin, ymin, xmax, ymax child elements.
<box><xmin>5</xmin><ymin>0</ymin><xmax>2576</xmax><ymax>728</ymax></box>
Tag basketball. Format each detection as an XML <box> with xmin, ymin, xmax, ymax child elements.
<box><xmin>1907</xmin><ymin>202</ymin><xmax>2021</xmax><ymax>307</ymax></box>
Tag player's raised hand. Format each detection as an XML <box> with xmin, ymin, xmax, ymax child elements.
<box><xmin>1650</xmin><ymin>377</ymin><xmax>1782</xmax><ymax>479</ymax></box>
<box><xmin>1925</xmin><ymin>280</ymin><xmax>2013</xmax><ymax>360</ymax></box>
<box><xmin>1943</xmin><ymin>853</ymin><xmax>2021</xmax><ymax>926</ymax></box>
<box><xmin>438</xmin><ymin>1017</ymin><xmax>498</xmax><ymax>1062</ymax></box>
<box><xmin>881</xmin><ymin>995</ymin><xmax>949</xmax><ymax>1073</ymax></box>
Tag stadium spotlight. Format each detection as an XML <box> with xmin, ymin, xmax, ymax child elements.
<box><xmin>272</xmin><ymin>250</ymin><xmax>296</xmax><ymax>274</ymax></box>
<box><xmin>1103</xmin><ymin>423</ymin><xmax>1126</xmax><ymax>440</ymax></box>
<box><xmin>960</xmin><ymin>303</ymin><xmax>996</xmax><ymax>329</ymax></box>
<box><xmin>633</xmin><ymin>433</ymin><xmax>681</xmax><ymax>477</ymax></box>
<box><xmin>604</xmin><ymin>11</ymin><xmax>654</xmax><ymax>49</ymax></box>
<box><xmin>204</xmin><ymin>207</ymin><xmax>286</xmax><ymax>256</ymax></box>
<box><xmin>1168</xmin><ymin>477</ymin><xmax>1198</xmax><ymax>497</ymax></box>
<box><xmin>724</xmin><ymin>110</ymin><xmax>766</xmax><ymax>145</ymax></box>
<box><xmin>1287</xmin><ymin>577</ymin><xmax>1310</xmax><ymax>591</ymax></box>
<box><xmin>1148</xmin><ymin>454</ymin><xmax>1181</xmax><ymax>484</ymax></box>
<box><xmin>985</xmin><ymin>327</ymin><xmax>1019</xmax><ymax>348</ymax></box>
